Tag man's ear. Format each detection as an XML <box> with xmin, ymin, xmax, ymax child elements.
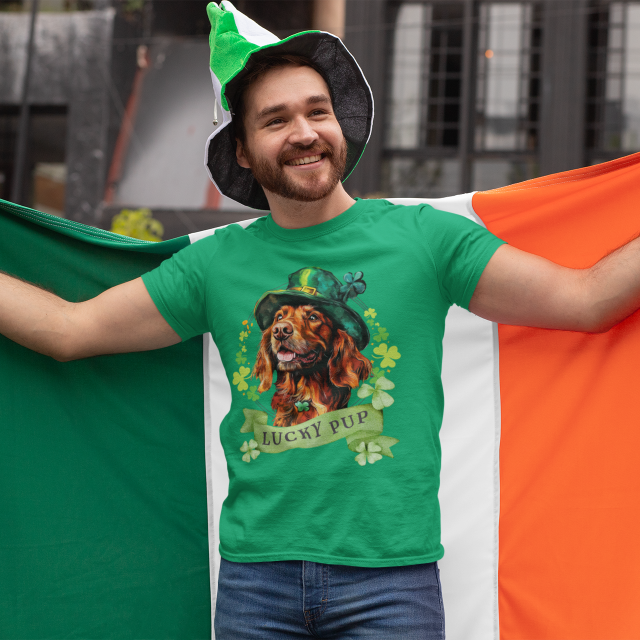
<box><xmin>235</xmin><ymin>138</ymin><xmax>251</xmax><ymax>169</ymax></box>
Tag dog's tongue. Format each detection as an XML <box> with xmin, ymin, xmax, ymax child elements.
<box><xmin>277</xmin><ymin>350</ymin><xmax>295</xmax><ymax>362</ymax></box>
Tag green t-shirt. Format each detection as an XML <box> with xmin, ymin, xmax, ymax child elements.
<box><xmin>142</xmin><ymin>198</ymin><xmax>505</xmax><ymax>567</ymax></box>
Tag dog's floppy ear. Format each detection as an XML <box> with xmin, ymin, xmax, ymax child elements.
<box><xmin>253</xmin><ymin>326</ymin><xmax>275</xmax><ymax>393</ymax></box>
<box><xmin>329</xmin><ymin>329</ymin><xmax>372</xmax><ymax>388</ymax></box>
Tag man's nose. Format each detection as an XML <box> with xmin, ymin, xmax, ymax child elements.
<box><xmin>273</xmin><ymin>322</ymin><xmax>294</xmax><ymax>341</ymax></box>
<box><xmin>288</xmin><ymin>116</ymin><xmax>318</xmax><ymax>147</ymax></box>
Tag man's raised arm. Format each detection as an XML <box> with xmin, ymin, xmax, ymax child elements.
<box><xmin>0</xmin><ymin>274</ymin><xmax>181</xmax><ymax>362</ymax></box>
<box><xmin>470</xmin><ymin>237</ymin><xmax>640</xmax><ymax>332</ymax></box>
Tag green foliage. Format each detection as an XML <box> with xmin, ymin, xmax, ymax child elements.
<box><xmin>123</xmin><ymin>0</ymin><xmax>145</xmax><ymax>13</ymax></box>
<box><xmin>110</xmin><ymin>208</ymin><xmax>163</xmax><ymax>242</ymax></box>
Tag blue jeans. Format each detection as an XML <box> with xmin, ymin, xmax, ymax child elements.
<box><xmin>214</xmin><ymin>558</ymin><xmax>445</xmax><ymax>639</ymax></box>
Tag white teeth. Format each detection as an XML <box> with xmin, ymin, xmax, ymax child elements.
<box><xmin>277</xmin><ymin>351</ymin><xmax>295</xmax><ymax>362</ymax></box>
<box><xmin>288</xmin><ymin>155</ymin><xmax>322</xmax><ymax>166</ymax></box>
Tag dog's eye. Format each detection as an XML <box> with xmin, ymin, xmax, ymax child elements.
<box><xmin>276</xmin><ymin>314</ymin><xmax>283</xmax><ymax>321</ymax></box>
<box><xmin>309</xmin><ymin>314</ymin><xmax>318</xmax><ymax>321</ymax></box>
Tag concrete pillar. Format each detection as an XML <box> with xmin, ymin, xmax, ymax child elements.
<box><xmin>343</xmin><ymin>0</ymin><xmax>388</xmax><ymax>196</ymax></box>
<box><xmin>313</xmin><ymin>0</ymin><xmax>346</xmax><ymax>39</ymax></box>
<box><xmin>538</xmin><ymin>0</ymin><xmax>589</xmax><ymax>175</ymax></box>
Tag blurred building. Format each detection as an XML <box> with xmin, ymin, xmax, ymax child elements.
<box><xmin>348</xmin><ymin>0</ymin><xmax>640</xmax><ymax>198</ymax></box>
<box><xmin>1</xmin><ymin>0</ymin><xmax>639</xmax><ymax>237</ymax></box>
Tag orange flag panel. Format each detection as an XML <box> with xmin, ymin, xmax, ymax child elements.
<box><xmin>474</xmin><ymin>153</ymin><xmax>640</xmax><ymax>639</ymax></box>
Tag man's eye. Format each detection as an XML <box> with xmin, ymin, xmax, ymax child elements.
<box><xmin>267</xmin><ymin>118</ymin><xmax>284</xmax><ymax>126</ymax></box>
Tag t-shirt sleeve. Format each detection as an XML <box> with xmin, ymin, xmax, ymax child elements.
<box><xmin>417</xmin><ymin>205</ymin><xmax>507</xmax><ymax>310</ymax></box>
<box><xmin>141</xmin><ymin>235</ymin><xmax>218</xmax><ymax>341</ymax></box>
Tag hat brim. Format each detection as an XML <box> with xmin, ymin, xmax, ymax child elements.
<box><xmin>254</xmin><ymin>289</ymin><xmax>370</xmax><ymax>351</ymax></box>
<box><xmin>206</xmin><ymin>31</ymin><xmax>374</xmax><ymax>211</ymax></box>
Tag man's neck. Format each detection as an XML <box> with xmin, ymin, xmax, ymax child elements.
<box><xmin>264</xmin><ymin>184</ymin><xmax>356</xmax><ymax>230</ymax></box>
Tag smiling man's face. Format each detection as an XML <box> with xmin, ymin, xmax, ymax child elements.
<box><xmin>235</xmin><ymin>64</ymin><xmax>347</xmax><ymax>202</ymax></box>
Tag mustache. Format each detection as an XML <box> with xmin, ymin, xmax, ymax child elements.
<box><xmin>278</xmin><ymin>143</ymin><xmax>334</xmax><ymax>166</ymax></box>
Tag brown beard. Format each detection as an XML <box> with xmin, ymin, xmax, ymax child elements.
<box><xmin>243</xmin><ymin>138</ymin><xmax>348</xmax><ymax>202</ymax></box>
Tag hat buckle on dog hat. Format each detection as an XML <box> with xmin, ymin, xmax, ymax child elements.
<box><xmin>254</xmin><ymin>267</ymin><xmax>370</xmax><ymax>350</ymax></box>
<box><xmin>205</xmin><ymin>1</ymin><xmax>374</xmax><ymax>211</ymax></box>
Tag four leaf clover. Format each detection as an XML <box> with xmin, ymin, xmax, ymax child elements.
<box><xmin>233</xmin><ymin>366</ymin><xmax>251</xmax><ymax>392</ymax></box>
<box><xmin>357</xmin><ymin>376</ymin><xmax>395</xmax><ymax>410</ymax></box>
<box><xmin>355</xmin><ymin>441</ymin><xmax>383</xmax><ymax>466</ymax></box>
<box><xmin>240</xmin><ymin>439</ymin><xmax>260</xmax><ymax>463</ymax></box>
<box><xmin>372</xmin><ymin>343</ymin><xmax>401</xmax><ymax>368</ymax></box>
<box><xmin>295</xmin><ymin>401</ymin><xmax>310</xmax><ymax>412</ymax></box>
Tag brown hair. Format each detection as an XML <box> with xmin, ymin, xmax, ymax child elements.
<box><xmin>232</xmin><ymin>53</ymin><xmax>330</xmax><ymax>143</ymax></box>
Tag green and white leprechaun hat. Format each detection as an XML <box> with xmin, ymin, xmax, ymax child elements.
<box><xmin>205</xmin><ymin>1</ymin><xmax>374</xmax><ymax>210</ymax></box>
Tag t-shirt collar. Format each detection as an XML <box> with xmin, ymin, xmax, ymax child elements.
<box><xmin>264</xmin><ymin>198</ymin><xmax>365</xmax><ymax>242</ymax></box>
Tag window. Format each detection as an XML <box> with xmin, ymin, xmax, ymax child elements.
<box><xmin>386</xmin><ymin>1</ymin><xmax>464</xmax><ymax>151</ymax></box>
<box><xmin>384</xmin><ymin>1</ymin><xmax>541</xmax><ymax>197</ymax></box>
<box><xmin>587</xmin><ymin>2</ymin><xmax>640</xmax><ymax>156</ymax></box>
<box><xmin>472</xmin><ymin>1</ymin><xmax>541</xmax><ymax>190</ymax></box>
<box><xmin>384</xmin><ymin>1</ymin><xmax>465</xmax><ymax>197</ymax></box>
<box><xmin>475</xmin><ymin>2</ymin><xmax>542</xmax><ymax>151</ymax></box>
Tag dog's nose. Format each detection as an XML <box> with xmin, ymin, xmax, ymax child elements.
<box><xmin>273</xmin><ymin>322</ymin><xmax>293</xmax><ymax>341</ymax></box>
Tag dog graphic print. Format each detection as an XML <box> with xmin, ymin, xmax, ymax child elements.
<box><xmin>253</xmin><ymin>267</ymin><xmax>372</xmax><ymax>427</ymax></box>
<box><xmin>237</xmin><ymin>267</ymin><xmax>400</xmax><ymax>467</ymax></box>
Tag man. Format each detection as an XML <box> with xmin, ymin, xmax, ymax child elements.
<box><xmin>2</xmin><ymin>3</ymin><xmax>640</xmax><ymax>638</ymax></box>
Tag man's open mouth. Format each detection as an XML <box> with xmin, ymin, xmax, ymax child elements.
<box><xmin>277</xmin><ymin>347</ymin><xmax>318</xmax><ymax>364</ymax></box>
<box><xmin>285</xmin><ymin>154</ymin><xmax>324</xmax><ymax>166</ymax></box>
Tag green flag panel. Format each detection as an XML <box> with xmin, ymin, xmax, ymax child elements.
<box><xmin>0</xmin><ymin>201</ymin><xmax>210</xmax><ymax>639</ymax></box>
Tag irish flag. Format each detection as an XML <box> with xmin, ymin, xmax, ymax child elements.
<box><xmin>2</xmin><ymin>153</ymin><xmax>640</xmax><ymax>639</ymax></box>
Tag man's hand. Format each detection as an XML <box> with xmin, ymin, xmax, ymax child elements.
<box><xmin>470</xmin><ymin>239</ymin><xmax>640</xmax><ymax>332</ymax></box>
<box><xmin>0</xmin><ymin>274</ymin><xmax>181</xmax><ymax>361</ymax></box>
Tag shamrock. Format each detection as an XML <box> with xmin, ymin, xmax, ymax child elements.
<box><xmin>357</xmin><ymin>376</ymin><xmax>395</xmax><ymax>410</ymax></box>
<box><xmin>372</xmin><ymin>343</ymin><xmax>401</xmax><ymax>368</ymax></box>
<box><xmin>364</xmin><ymin>308</ymin><xmax>377</xmax><ymax>319</ymax></box>
<box><xmin>340</xmin><ymin>271</ymin><xmax>366</xmax><ymax>301</ymax></box>
<box><xmin>368</xmin><ymin>366</ymin><xmax>384</xmax><ymax>385</ymax></box>
<box><xmin>235</xmin><ymin>349</ymin><xmax>247</xmax><ymax>365</ymax></box>
<box><xmin>373</xmin><ymin>327</ymin><xmax>389</xmax><ymax>342</ymax></box>
<box><xmin>240</xmin><ymin>439</ymin><xmax>260</xmax><ymax>463</ymax></box>
<box><xmin>239</xmin><ymin>331</ymin><xmax>249</xmax><ymax>342</ymax></box>
<box><xmin>247</xmin><ymin>385</ymin><xmax>260</xmax><ymax>402</ymax></box>
<box><xmin>355</xmin><ymin>441</ymin><xmax>383</xmax><ymax>466</ymax></box>
<box><xmin>295</xmin><ymin>401</ymin><xmax>310</xmax><ymax>412</ymax></box>
<box><xmin>232</xmin><ymin>366</ymin><xmax>251</xmax><ymax>392</ymax></box>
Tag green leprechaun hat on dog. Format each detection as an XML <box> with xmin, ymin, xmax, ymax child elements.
<box><xmin>205</xmin><ymin>1</ymin><xmax>374</xmax><ymax>211</ymax></box>
<box><xmin>254</xmin><ymin>267</ymin><xmax>370</xmax><ymax>350</ymax></box>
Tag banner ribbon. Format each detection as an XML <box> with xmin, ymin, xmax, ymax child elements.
<box><xmin>241</xmin><ymin>404</ymin><xmax>398</xmax><ymax>457</ymax></box>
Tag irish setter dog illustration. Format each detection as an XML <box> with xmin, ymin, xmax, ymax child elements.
<box><xmin>253</xmin><ymin>304</ymin><xmax>372</xmax><ymax>427</ymax></box>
